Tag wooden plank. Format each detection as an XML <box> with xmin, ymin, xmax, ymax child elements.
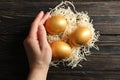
<box><xmin>0</xmin><ymin>35</ymin><xmax>120</xmax><ymax>71</ymax></box>
<box><xmin>0</xmin><ymin>0</ymin><xmax>120</xmax><ymax>2</ymax></box>
<box><xmin>0</xmin><ymin>16</ymin><xmax>120</xmax><ymax>35</ymax></box>
<box><xmin>0</xmin><ymin>2</ymin><xmax>120</xmax><ymax>16</ymax></box>
<box><xmin>1</xmin><ymin>51</ymin><xmax>120</xmax><ymax>80</ymax></box>
<box><xmin>47</xmin><ymin>71</ymin><xmax>120</xmax><ymax>80</ymax></box>
<box><xmin>0</xmin><ymin>2</ymin><xmax>120</xmax><ymax>35</ymax></box>
<box><xmin>99</xmin><ymin>35</ymin><xmax>120</xmax><ymax>41</ymax></box>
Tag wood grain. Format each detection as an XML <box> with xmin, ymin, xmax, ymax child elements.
<box><xmin>0</xmin><ymin>0</ymin><xmax>119</xmax><ymax>2</ymax></box>
<box><xmin>0</xmin><ymin>2</ymin><xmax>120</xmax><ymax>16</ymax></box>
<box><xmin>0</xmin><ymin>1</ymin><xmax>120</xmax><ymax>80</ymax></box>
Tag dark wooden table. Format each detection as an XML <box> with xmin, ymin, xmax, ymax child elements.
<box><xmin>0</xmin><ymin>0</ymin><xmax>120</xmax><ymax>80</ymax></box>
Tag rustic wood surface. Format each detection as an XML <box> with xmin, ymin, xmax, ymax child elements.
<box><xmin>0</xmin><ymin>0</ymin><xmax>120</xmax><ymax>80</ymax></box>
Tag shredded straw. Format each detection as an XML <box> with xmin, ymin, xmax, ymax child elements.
<box><xmin>47</xmin><ymin>1</ymin><xmax>100</xmax><ymax>68</ymax></box>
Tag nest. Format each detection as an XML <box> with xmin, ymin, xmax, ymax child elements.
<box><xmin>47</xmin><ymin>1</ymin><xmax>100</xmax><ymax>68</ymax></box>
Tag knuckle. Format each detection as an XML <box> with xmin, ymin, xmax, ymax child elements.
<box><xmin>31</xmin><ymin>23</ymin><xmax>34</xmax><ymax>27</ymax></box>
<box><xmin>23</xmin><ymin>37</ymin><xmax>33</xmax><ymax>45</ymax></box>
<box><xmin>31</xmin><ymin>22</ymin><xmax>36</xmax><ymax>27</ymax></box>
<box><xmin>42</xmin><ymin>43</ymin><xmax>51</xmax><ymax>51</ymax></box>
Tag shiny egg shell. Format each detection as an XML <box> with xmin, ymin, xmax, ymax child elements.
<box><xmin>50</xmin><ymin>40</ymin><xmax>72</xmax><ymax>59</ymax></box>
<box><xmin>69</xmin><ymin>26</ymin><xmax>92</xmax><ymax>46</ymax></box>
<box><xmin>45</xmin><ymin>16</ymin><xmax>67</xmax><ymax>34</ymax></box>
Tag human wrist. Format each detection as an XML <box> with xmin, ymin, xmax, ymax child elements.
<box><xmin>28</xmin><ymin>64</ymin><xmax>49</xmax><ymax>80</ymax></box>
<box><xmin>29</xmin><ymin>60</ymin><xmax>50</xmax><ymax>70</ymax></box>
<box><xmin>29</xmin><ymin>62</ymin><xmax>50</xmax><ymax>74</ymax></box>
<box><xmin>30</xmin><ymin>65</ymin><xmax>49</xmax><ymax>75</ymax></box>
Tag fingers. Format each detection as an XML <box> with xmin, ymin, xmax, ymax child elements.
<box><xmin>39</xmin><ymin>12</ymin><xmax>51</xmax><ymax>25</ymax></box>
<box><xmin>38</xmin><ymin>13</ymin><xmax>50</xmax><ymax>49</ymax></box>
<box><xmin>27</xmin><ymin>11</ymin><xmax>50</xmax><ymax>49</ymax></box>
<box><xmin>38</xmin><ymin>25</ymin><xmax>47</xmax><ymax>44</ymax></box>
<box><xmin>28</xmin><ymin>11</ymin><xmax>44</xmax><ymax>39</ymax></box>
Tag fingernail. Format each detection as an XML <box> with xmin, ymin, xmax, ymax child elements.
<box><xmin>40</xmin><ymin>11</ymin><xmax>43</xmax><ymax>13</ymax></box>
<box><xmin>46</xmin><ymin>12</ymin><xmax>50</xmax><ymax>15</ymax></box>
<box><xmin>47</xmin><ymin>12</ymin><xmax>51</xmax><ymax>17</ymax></box>
<box><xmin>39</xmin><ymin>25</ymin><xmax>44</xmax><ymax>30</ymax></box>
<box><xmin>40</xmin><ymin>11</ymin><xmax>44</xmax><ymax>14</ymax></box>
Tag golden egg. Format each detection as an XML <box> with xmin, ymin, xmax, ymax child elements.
<box><xmin>45</xmin><ymin>16</ymin><xmax>67</xmax><ymax>34</ymax></box>
<box><xmin>50</xmin><ymin>40</ymin><xmax>72</xmax><ymax>59</ymax></box>
<box><xmin>69</xmin><ymin>26</ymin><xmax>92</xmax><ymax>46</ymax></box>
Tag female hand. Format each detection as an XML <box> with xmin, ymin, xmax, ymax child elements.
<box><xmin>24</xmin><ymin>11</ymin><xmax>52</xmax><ymax>80</ymax></box>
